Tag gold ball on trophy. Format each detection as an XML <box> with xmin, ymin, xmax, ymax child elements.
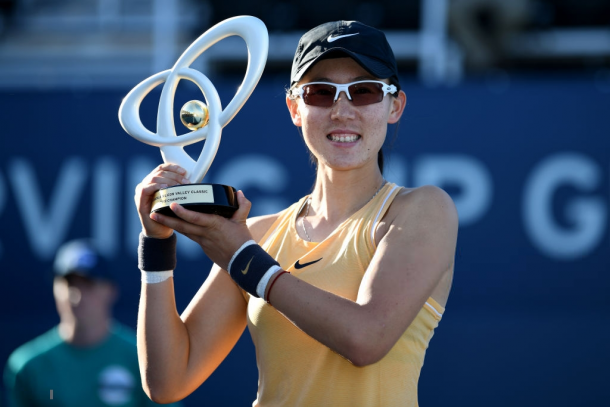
<box><xmin>180</xmin><ymin>100</ymin><xmax>209</xmax><ymax>131</ymax></box>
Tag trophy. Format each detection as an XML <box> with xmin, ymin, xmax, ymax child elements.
<box><xmin>119</xmin><ymin>16</ymin><xmax>268</xmax><ymax>218</ymax></box>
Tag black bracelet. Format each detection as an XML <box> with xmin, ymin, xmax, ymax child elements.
<box><xmin>138</xmin><ymin>233</ymin><xmax>177</xmax><ymax>272</ymax></box>
<box><xmin>228</xmin><ymin>244</ymin><xmax>280</xmax><ymax>297</ymax></box>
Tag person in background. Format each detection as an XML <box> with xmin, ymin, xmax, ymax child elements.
<box><xmin>449</xmin><ymin>0</ymin><xmax>532</xmax><ymax>70</ymax></box>
<box><xmin>3</xmin><ymin>239</ymin><xmax>181</xmax><ymax>407</ymax></box>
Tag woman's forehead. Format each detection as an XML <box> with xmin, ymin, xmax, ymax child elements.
<box><xmin>301</xmin><ymin>58</ymin><xmax>379</xmax><ymax>83</ymax></box>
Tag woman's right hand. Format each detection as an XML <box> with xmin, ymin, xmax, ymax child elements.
<box><xmin>134</xmin><ymin>163</ymin><xmax>190</xmax><ymax>239</ymax></box>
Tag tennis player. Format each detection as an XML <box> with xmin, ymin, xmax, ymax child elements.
<box><xmin>135</xmin><ymin>20</ymin><xmax>458</xmax><ymax>406</ymax></box>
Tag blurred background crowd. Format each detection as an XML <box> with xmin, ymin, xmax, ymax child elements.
<box><xmin>0</xmin><ymin>1</ymin><xmax>608</xmax><ymax>406</ymax></box>
<box><xmin>0</xmin><ymin>0</ymin><xmax>609</xmax><ymax>87</ymax></box>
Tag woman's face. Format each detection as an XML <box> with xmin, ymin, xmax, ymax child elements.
<box><xmin>287</xmin><ymin>57</ymin><xmax>405</xmax><ymax>172</ymax></box>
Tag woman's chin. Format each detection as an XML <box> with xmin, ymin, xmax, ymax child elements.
<box><xmin>318</xmin><ymin>156</ymin><xmax>372</xmax><ymax>172</ymax></box>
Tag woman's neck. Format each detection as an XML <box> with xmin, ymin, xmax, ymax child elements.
<box><xmin>309</xmin><ymin>162</ymin><xmax>385</xmax><ymax>226</ymax></box>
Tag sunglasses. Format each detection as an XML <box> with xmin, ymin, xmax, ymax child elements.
<box><xmin>291</xmin><ymin>80</ymin><xmax>397</xmax><ymax>107</ymax></box>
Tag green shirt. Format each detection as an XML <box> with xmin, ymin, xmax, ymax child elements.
<box><xmin>4</xmin><ymin>323</ymin><xmax>180</xmax><ymax>407</ymax></box>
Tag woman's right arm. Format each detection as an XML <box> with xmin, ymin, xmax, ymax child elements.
<box><xmin>137</xmin><ymin>265</ymin><xmax>247</xmax><ymax>403</ymax></box>
<box><xmin>134</xmin><ymin>164</ymin><xmax>252</xmax><ymax>403</ymax></box>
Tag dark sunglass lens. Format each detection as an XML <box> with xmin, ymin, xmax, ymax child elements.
<box><xmin>349</xmin><ymin>82</ymin><xmax>384</xmax><ymax>106</ymax></box>
<box><xmin>303</xmin><ymin>84</ymin><xmax>336</xmax><ymax>107</ymax></box>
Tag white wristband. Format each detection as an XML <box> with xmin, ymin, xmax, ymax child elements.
<box><xmin>256</xmin><ymin>265</ymin><xmax>282</xmax><ymax>298</ymax></box>
<box><xmin>142</xmin><ymin>270</ymin><xmax>173</xmax><ymax>284</ymax></box>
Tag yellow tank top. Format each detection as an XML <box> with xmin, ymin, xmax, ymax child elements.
<box><xmin>247</xmin><ymin>183</ymin><xmax>444</xmax><ymax>407</ymax></box>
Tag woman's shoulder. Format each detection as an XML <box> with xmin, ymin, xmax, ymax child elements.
<box><xmin>393</xmin><ymin>184</ymin><xmax>455</xmax><ymax>208</ymax></box>
<box><xmin>376</xmin><ymin>185</ymin><xmax>458</xmax><ymax>243</ymax></box>
<box><xmin>392</xmin><ymin>185</ymin><xmax>457</xmax><ymax>220</ymax></box>
<box><xmin>247</xmin><ymin>196</ymin><xmax>309</xmax><ymax>242</ymax></box>
<box><xmin>247</xmin><ymin>213</ymin><xmax>282</xmax><ymax>243</ymax></box>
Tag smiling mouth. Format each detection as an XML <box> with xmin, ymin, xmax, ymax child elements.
<box><xmin>327</xmin><ymin>134</ymin><xmax>361</xmax><ymax>143</ymax></box>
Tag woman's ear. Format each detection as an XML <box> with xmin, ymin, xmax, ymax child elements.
<box><xmin>387</xmin><ymin>90</ymin><xmax>407</xmax><ymax>124</ymax></box>
<box><xmin>286</xmin><ymin>95</ymin><xmax>302</xmax><ymax>127</ymax></box>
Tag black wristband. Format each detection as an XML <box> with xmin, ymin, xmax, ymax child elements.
<box><xmin>138</xmin><ymin>233</ymin><xmax>177</xmax><ymax>271</ymax></box>
<box><xmin>228</xmin><ymin>244</ymin><xmax>279</xmax><ymax>297</ymax></box>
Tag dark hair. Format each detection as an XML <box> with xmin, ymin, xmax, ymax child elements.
<box><xmin>378</xmin><ymin>150</ymin><xmax>384</xmax><ymax>174</ymax></box>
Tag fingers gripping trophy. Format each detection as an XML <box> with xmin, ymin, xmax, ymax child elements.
<box><xmin>119</xmin><ymin>16</ymin><xmax>268</xmax><ymax>218</ymax></box>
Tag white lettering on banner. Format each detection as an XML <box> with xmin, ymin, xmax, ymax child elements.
<box><xmin>214</xmin><ymin>154</ymin><xmax>290</xmax><ymax>217</ymax></box>
<box><xmin>126</xmin><ymin>157</ymin><xmax>155</xmax><ymax>259</ymax></box>
<box><xmin>0</xmin><ymin>170</ymin><xmax>5</xmax><ymax>259</ymax></box>
<box><xmin>2</xmin><ymin>153</ymin><xmax>608</xmax><ymax>262</ymax></box>
<box><xmin>93</xmin><ymin>157</ymin><xmax>120</xmax><ymax>257</ymax></box>
<box><xmin>523</xmin><ymin>153</ymin><xmax>607</xmax><ymax>260</ymax></box>
<box><xmin>414</xmin><ymin>155</ymin><xmax>493</xmax><ymax>226</ymax></box>
<box><xmin>9</xmin><ymin>158</ymin><xmax>87</xmax><ymax>260</ymax></box>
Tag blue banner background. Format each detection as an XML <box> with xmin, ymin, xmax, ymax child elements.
<box><xmin>1</xmin><ymin>74</ymin><xmax>609</xmax><ymax>406</ymax></box>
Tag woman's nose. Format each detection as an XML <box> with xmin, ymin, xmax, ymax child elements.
<box><xmin>330</xmin><ymin>92</ymin><xmax>356</xmax><ymax>119</ymax></box>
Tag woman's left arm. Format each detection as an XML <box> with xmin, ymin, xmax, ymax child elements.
<box><xmin>267</xmin><ymin>185</ymin><xmax>458</xmax><ymax>366</ymax></box>
<box><xmin>153</xmin><ymin>185</ymin><xmax>458</xmax><ymax>367</ymax></box>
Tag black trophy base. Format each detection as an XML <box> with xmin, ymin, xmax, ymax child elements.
<box><xmin>151</xmin><ymin>183</ymin><xmax>238</xmax><ymax>218</ymax></box>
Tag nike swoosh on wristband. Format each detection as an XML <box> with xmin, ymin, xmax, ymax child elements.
<box><xmin>242</xmin><ymin>257</ymin><xmax>254</xmax><ymax>275</ymax></box>
<box><xmin>294</xmin><ymin>258</ymin><xmax>323</xmax><ymax>269</ymax></box>
<box><xmin>327</xmin><ymin>33</ymin><xmax>359</xmax><ymax>42</ymax></box>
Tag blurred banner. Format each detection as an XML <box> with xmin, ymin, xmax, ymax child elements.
<box><xmin>1</xmin><ymin>74</ymin><xmax>609</xmax><ymax>406</ymax></box>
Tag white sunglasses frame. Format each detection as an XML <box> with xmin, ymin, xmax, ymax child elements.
<box><xmin>290</xmin><ymin>80</ymin><xmax>398</xmax><ymax>105</ymax></box>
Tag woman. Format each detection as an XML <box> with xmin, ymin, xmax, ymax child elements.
<box><xmin>135</xmin><ymin>21</ymin><xmax>458</xmax><ymax>406</ymax></box>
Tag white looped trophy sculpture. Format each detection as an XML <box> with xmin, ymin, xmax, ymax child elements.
<box><xmin>119</xmin><ymin>16</ymin><xmax>268</xmax><ymax>218</ymax></box>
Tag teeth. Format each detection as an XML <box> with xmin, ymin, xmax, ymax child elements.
<box><xmin>329</xmin><ymin>134</ymin><xmax>359</xmax><ymax>143</ymax></box>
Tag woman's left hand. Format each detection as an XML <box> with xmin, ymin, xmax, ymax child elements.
<box><xmin>150</xmin><ymin>190</ymin><xmax>253</xmax><ymax>270</ymax></box>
